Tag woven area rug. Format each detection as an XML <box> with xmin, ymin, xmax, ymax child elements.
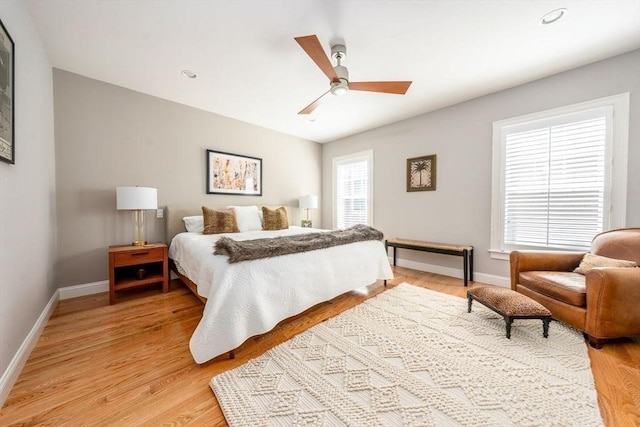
<box><xmin>211</xmin><ymin>283</ymin><xmax>602</xmax><ymax>426</ymax></box>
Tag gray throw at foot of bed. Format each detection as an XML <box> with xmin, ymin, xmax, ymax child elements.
<box><xmin>214</xmin><ymin>224</ymin><xmax>384</xmax><ymax>263</ymax></box>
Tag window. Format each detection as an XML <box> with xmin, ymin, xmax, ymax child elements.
<box><xmin>333</xmin><ymin>150</ymin><xmax>373</xmax><ymax>229</ymax></box>
<box><xmin>490</xmin><ymin>93</ymin><xmax>629</xmax><ymax>258</ymax></box>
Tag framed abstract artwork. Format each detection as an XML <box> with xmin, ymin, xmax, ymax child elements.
<box><xmin>206</xmin><ymin>149</ymin><xmax>262</xmax><ymax>196</ymax></box>
<box><xmin>0</xmin><ymin>18</ymin><xmax>14</xmax><ymax>164</ymax></box>
<box><xmin>407</xmin><ymin>154</ymin><xmax>436</xmax><ymax>192</ymax></box>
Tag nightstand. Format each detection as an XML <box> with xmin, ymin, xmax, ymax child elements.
<box><xmin>108</xmin><ymin>243</ymin><xmax>168</xmax><ymax>304</ymax></box>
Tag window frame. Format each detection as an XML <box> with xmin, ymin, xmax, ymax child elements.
<box><xmin>332</xmin><ymin>149</ymin><xmax>374</xmax><ymax>229</ymax></box>
<box><xmin>490</xmin><ymin>93</ymin><xmax>629</xmax><ymax>260</ymax></box>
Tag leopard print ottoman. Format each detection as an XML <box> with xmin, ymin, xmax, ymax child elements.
<box><xmin>467</xmin><ymin>286</ymin><xmax>552</xmax><ymax>339</ymax></box>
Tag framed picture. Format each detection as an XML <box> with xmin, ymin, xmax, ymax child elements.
<box><xmin>0</xmin><ymin>18</ymin><xmax>14</xmax><ymax>164</ymax></box>
<box><xmin>206</xmin><ymin>149</ymin><xmax>262</xmax><ymax>196</ymax></box>
<box><xmin>407</xmin><ymin>154</ymin><xmax>436</xmax><ymax>192</ymax></box>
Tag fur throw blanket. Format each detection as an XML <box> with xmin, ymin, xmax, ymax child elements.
<box><xmin>214</xmin><ymin>224</ymin><xmax>384</xmax><ymax>263</ymax></box>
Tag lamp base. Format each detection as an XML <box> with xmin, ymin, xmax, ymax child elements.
<box><xmin>301</xmin><ymin>220</ymin><xmax>312</xmax><ymax>228</ymax></box>
<box><xmin>132</xmin><ymin>210</ymin><xmax>147</xmax><ymax>247</ymax></box>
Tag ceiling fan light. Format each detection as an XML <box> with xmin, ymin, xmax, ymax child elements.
<box><xmin>330</xmin><ymin>81</ymin><xmax>349</xmax><ymax>96</ymax></box>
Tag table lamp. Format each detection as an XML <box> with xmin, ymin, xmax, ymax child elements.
<box><xmin>299</xmin><ymin>195</ymin><xmax>318</xmax><ymax>228</ymax></box>
<box><xmin>116</xmin><ymin>186</ymin><xmax>158</xmax><ymax>246</ymax></box>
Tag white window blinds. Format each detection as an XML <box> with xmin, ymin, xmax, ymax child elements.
<box><xmin>333</xmin><ymin>151</ymin><xmax>373</xmax><ymax>229</ymax></box>
<box><xmin>502</xmin><ymin>107</ymin><xmax>611</xmax><ymax>251</ymax></box>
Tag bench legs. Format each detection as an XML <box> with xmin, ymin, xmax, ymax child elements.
<box><xmin>389</xmin><ymin>243</ymin><xmax>474</xmax><ymax>287</ymax></box>
<box><xmin>469</xmin><ymin>249</ymin><xmax>473</xmax><ymax>282</ymax></box>
<box><xmin>462</xmin><ymin>249</ymin><xmax>474</xmax><ymax>286</ymax></box>
<box><xmin>463</xmin><ymin>249</ymin><xmax>469</xmax><ymax>286</ymax></box>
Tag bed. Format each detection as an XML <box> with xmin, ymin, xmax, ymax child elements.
<box><xmin>165</xmin><ymin>204</ymin><xmax>394</xmax><ymax>364</ymax></box>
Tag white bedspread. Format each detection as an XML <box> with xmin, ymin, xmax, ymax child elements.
<box><xmin>169</xmin><ymin>226</ymin><xmax>394</xmax><ymax>363</ymax></box>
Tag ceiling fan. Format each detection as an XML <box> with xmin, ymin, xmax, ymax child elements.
<box><xmin>294</xmin><ymin>34</ymin><xmax>412</xmax><ymax>114</ymax></box>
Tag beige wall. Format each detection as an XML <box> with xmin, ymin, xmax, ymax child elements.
<box><xmin>53</xmin><ymin>70</ymin><xmax>321</xmax><ymax>287</ymax></box>
<box><xmin>322</xmin><ymin>50</ymin><xmax>640</xmax><ymax>284</ymax></box>
<box><xmin>0</xmin><ymin>1</ymin><xmax>57</xmax><ymax>400</ymax></box>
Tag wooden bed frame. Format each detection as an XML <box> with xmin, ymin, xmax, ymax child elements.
<box><xmin>169</xmin><ymin>259</ymin><xmax>206</xmax><ymax>303</ymax></box>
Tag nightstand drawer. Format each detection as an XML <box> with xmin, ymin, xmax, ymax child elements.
<box><xmin>113</xmin><ymin>248</ymin><xmax>164</xmax><ymax>266</ymax></box>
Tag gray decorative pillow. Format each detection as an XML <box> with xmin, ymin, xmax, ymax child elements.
<box><xmin>202</xmin><ymin>207</ymin><xmax>239</xmax><ymax>235</ymax></box>
<box><xmin>573</xmin><ymin>253</ymin><xmax>638</xmax><ymax>275</ymax></box>
<box><xmin>262</xmin><ymin>206</ymin><xmax>289</xmax><ymax>230</ymax></box>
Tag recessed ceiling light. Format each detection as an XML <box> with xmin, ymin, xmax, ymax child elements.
<box><xmin>181</xmin><ymin>70</ymin><xmax>197</xmax><ymax>79</ymax></box>
<box><xmin>540</xmin><ymin>8</ymin><xmax>567</xmax><ymax>25</ymax></box>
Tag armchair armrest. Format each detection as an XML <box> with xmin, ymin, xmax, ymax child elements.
<box><xmin>585</xmin><ymin>267</ymin><xmax>640</xmax><ymax>339</ymax></box>
<box><xmin>510</xmin><ymin>251</ymin><xmax>585</xmax><ymax>290</ymax></box>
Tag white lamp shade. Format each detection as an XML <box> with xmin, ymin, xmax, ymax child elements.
<box><xmin>299</xmin><ymin>195</ymin><xmax>318</xmax><ymax>210</ymax></box>
<box><xmin>116</xmin><ymin>187</ymin><xmax>158</xmax><ymax>210</ymax></box>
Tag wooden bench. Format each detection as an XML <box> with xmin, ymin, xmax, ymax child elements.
<box><xmin>385</xmin><ymin>238</ymin><xmax>474</xmax><ymax>286</ymax></box>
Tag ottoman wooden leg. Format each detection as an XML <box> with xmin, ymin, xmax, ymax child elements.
<box><xmin>542</xmin><ymin>317</ymin><xmax>551</xmax><ymax>338</ymax></box>
<box><xmin>467</xmin><ymin>294</ymin><xmax>473</xmax><ymax>313</ymax></box>
<box><xmin>505</xmin><ymin>316</ymin><xmax>513</xmax><ymax>339</ymax></box>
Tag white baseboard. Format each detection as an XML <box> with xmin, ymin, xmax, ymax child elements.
<box><xmin>0</xmin><ymin>289</ymin><xmax>59</xmax><ymax>409</ymax></box>
<box><xmin>58</xmin><ymin>280</ymin><xmax>108</xmax><ymax>300</ymax></box>
<box><xmin>390</xmin><ymin>257</ymin><xmax>510</xmax><ymax>288</ymax></box>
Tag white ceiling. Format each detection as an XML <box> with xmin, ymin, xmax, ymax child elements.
<box><xmin>25</xmin><ymin>0</ymin><xmax>640</xmax><ymax>143</ymax></box>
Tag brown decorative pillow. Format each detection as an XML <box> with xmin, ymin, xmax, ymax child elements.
<box><xmin>573</xmin><ymin>253</ymin><xmax>638</xmax><ymax>275</ymax></box>
<box><xmin>202</xmin><ymin>206</ymin><xmax>239</xmax><ymax>235</ymax></box>
<box><xmin>262</xmin><ymin>206</ymin><xmax>289</xmax><ymax>230</ymax></box>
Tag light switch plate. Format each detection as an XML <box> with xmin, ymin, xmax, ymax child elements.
<box><xmin>156</xmin><ymin>208</ymin><xmax>164</xmax><ymax>219</ymax></box>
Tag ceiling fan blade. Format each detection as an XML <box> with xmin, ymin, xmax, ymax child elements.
<box><xmin>295</xmin><ymin>35</ymin><xmax>339</xmax><ymax>82</ymax></box>
<box><xmin>348</xmin><ymin>81</ymin><xmax>412</xmax><ymax>94</ymax></box>
<box><xmin>298</xmin><ymin>89</ymin><xmax>332</xmax><ymax>115</ymax></box>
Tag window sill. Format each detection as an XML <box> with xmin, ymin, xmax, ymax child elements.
<box><xmin>489</xmin><ymin>250</ymin><xmax>510</xmax><ymax>261</ymax></box>
<box><xmin>490</xmin><ymin>248</ymin><xmax>584</xmax><ymax>260</ymax></box>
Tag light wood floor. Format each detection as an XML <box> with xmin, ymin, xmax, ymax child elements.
<box><xmin>1</xmin><ymin>267</ymin><xmax>639</xmax><ymax>426</ymax></box>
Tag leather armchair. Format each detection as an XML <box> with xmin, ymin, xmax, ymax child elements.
<box><xmin>510</xmin><ymin>228</ymin><xmax>640</xmax><ymax>348</ymax></box>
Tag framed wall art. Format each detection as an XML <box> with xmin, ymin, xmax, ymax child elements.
<box><xmin>407</xmin><ymin>154</ymin><xmax>436</xmax><ymax>192</ymax></box>
<box><xmin>206</xmin><ymin>149</ymin><xmax>262</xmax><ymax>196</ymax></box>
<box><xmin>0</xmin><ymin>18</ymin><xmax>14</xmax><ymax>164</ymax></box>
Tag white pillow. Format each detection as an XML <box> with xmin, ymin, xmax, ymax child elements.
<box><xmin>573</xmin><ymin>253</ymin><xmax>638</xmax><ymax>275</ymax></box>
<box><xmin>183</xmin><ymin>215</ymin><xmax>204</xmax><ymax>233</ymax></box>
<box><xmin>230</xmin><ymin>206</ymin><xmax>263</xmax><ymax>232</ymax></box>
